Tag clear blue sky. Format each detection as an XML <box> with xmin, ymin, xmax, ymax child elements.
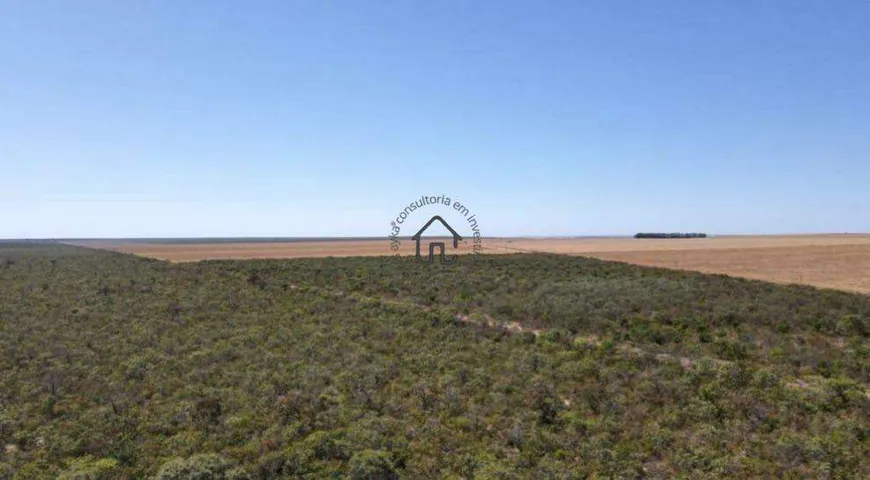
<box><xmin>2</xmin><ymin>1</ymin><xmax>869</xmax><ymax>238</ymax></box>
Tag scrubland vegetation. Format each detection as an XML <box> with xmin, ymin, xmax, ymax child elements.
<box><xmin>0</xmin><ymin>244</ymin><xmax>867</xmax><ymax>478</ymax></box>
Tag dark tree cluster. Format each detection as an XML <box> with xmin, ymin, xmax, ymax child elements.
<box><xmin>634</xmin><ymin>232</ymin><xmax>708</xmax><ymax>238</ymax></box>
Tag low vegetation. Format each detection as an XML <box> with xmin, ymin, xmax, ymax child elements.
<box><xmin>633</xmin><ymin>233</ymin><xmax>707</xmax><ymax>239</ymax></box>
<box><xmin>0</xmin><ymin>244</ymin><xmax>867</xmax><ymax>478</ymax></box>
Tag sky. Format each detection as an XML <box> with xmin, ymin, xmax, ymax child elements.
<box><xmin>2</xmin><ymin>1</ymin><xmax>869</xmax><ymax>238</ymax></box>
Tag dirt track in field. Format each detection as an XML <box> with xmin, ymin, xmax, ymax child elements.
<box><xmin>70</xmin><ymin>234</ymin><xmax>870</xmax><ymax>294</ymax></box>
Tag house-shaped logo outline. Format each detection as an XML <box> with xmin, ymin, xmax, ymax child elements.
<box><xmin>411</xmin><ymin>215</ymin><xmax>463</xmax><ymax>264</ymax></box>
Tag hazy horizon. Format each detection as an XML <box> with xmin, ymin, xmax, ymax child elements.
<box><xmin>5</xmin><ymin>232</ymin><xmax>868</xmax><ymax>243</ymax></box>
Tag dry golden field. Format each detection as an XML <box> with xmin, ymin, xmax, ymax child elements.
<box><xmin>70</xmin><ymin>234</ymin><xmax>870</xmax><ymax>294</ymax></box>
<box><xmin>70</xmin><ymin>238</ymin><xmax>480</xmax><ymax>262</ymax></box>
<box><xmin>487</xmin><ymin>235</ymin><xmax>870</xmax><ymax>294</ymax></box>
<box><xmin>592</xmin><ymin>243</ymin><xmax>870</xmax><ymax>294</ymax></box>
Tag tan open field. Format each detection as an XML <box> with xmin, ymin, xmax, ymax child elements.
<box><xmin>69</xmin><ymin>238</ymin><xmax>482</xmax><ymax>262</ymax></box>
<box><xmin>592</xmin><ymin>244</ymin><xmax>870</xmax><ymax>294</ymax></box>
<box><xmin>488</xmin><ymin>235</ymin><xmax>870</xmax><ymax>294</ymax></box>
<box><xmin>70</xmin><ymin>234</ymin><xmax>870</xmax><ymax>294</ymax></box>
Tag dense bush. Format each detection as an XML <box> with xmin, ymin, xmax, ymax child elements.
<box><xmin>56</xmin><ymin>456</ymin><xmax>119</xmax><ymax>479</ymax></box>
<box><xmin>155</xmin><ymin>454</ymin><xmax>241</xmax><ymax>480</ymax></box>
<box><xmin>0</xmin><ymin>245</ymin><xmax>867</xmax><ymax>477</ymax></box>
<box><xmin>348</xmin><ymin>450</ymin><xmax>399</xmax><ymax>480</ymax></box>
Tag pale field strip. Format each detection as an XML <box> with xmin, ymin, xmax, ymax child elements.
<box><xmin>485</xmin><ymin>235</ymin><xmax>870</xmax><ymax>294</ymax></box>
<box><xmin>593</xmin><ymin>244</ymin><xmax>870</xmax><ymax>295</ymax></box>
<box><xmin>69</xmin><ymin>237</ymin><xmax>484</xmax><ymax>261</ymax></box>
<box><xmin>487</xmin><ymin>234</ymin><xmax>870</xmax><ymax>254</ymax></box>
<box><xmin>69</xmin><ymin>234</ymin><xmax>870</xmax><ymax>294</ymax></box>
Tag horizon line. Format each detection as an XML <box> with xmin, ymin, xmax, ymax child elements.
<box><xmin>2</xmin><ymin>232</ymin><xmax>868</xmax><ymax>243</ymax></box>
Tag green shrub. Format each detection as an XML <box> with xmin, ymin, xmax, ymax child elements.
<box><xmin>475</xmin><ymin>459</ymin><xmax>520</xmax><ymax>480</ymax></box>
<box><xmin>0</xmin><ymin>463</ymin><xmax>13</xmax><ymax>480</ymax></box>
<box><xmin>714</xmin><ymin>339</ymin><xmax>749</xmax><ymax>360</ymax></box>
<box><xmin>302</xmin><ymin>430</ymin><xmax>351</xmax><ymax>461</ymax></box>
<box><xmin>57</xmin><ymin>456</ymin><xmax>120</xmax><ymax>480</ymax></box>
<box><xmin>155</xmin><ymin>454</ymin><xmax>233</xmax><ymax>480</ymax></box>
<box><xmin>254</xmin><ymin>451</ymin><xmax>289</xmax><ymax>478</ymax></box>
<box><xmin>836</xmin><ymin>314</ymin><xmax>867</xmax><ymax>336</ymax></box>
<box><xmin>226</xmin><ymin>467</ymin><xmax>251</xmax><ymax>480</ymax></box>
<box><xmin>348</xmin><ymin>449</ymin><xmax>399</xmax><ymax>480</ymax></box>
<box><xmin>824</xmin><ymin>377</ymin><xmax>863</xmax><ymax>411</ymax></box>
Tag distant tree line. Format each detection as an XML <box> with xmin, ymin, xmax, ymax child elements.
<box><xmin>634</xmin><ymin>232</ymin><xmax>708</xmax><ymax>239</ymax></box>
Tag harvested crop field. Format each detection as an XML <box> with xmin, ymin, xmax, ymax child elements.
<box><xmin>594</xmin><ymin>244</ymin><xmax>870</xmax><ymax>294</ymax></box>
<box><xmin>495</xmin><ymin>235</ymin><xmax>870</xmax><ymax>294</ymax></box>
<box><xmin>68</xmin><ymin>238</ymin><xmax>482</xmax><ymax>262</ymax></box>
<box><xmin>70</xmin><ymin>234</ymin><xmax>870</xmax><ymax>294</ymax></box>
